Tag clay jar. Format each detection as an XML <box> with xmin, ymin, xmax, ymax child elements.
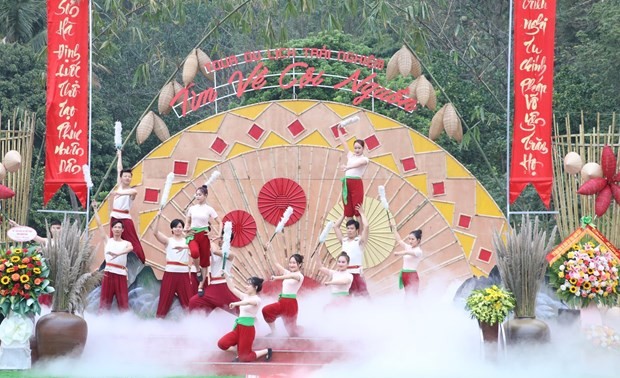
<box><xmin>35</xmin><ymin>312</ymin><xmax>88</xmax><ymax>359</ymax></box>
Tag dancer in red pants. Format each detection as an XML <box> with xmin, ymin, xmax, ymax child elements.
<box><xmin>109</xmin><ymin>149</ymin><xmax>145</xmax><ymax>263</ymax></box>
<box><xmin>185</xmin><ymin>185</ymin><xmax>220</xmax><ymax>296</ymax></box>
<box><xmin>217</xmin><ymin>273</ymin><xmax>272</xmax><ymax>362</ymax></box>
<box><xmin>262</xmin><ymin>244</ymin><xmax>304</xmax><ymax>337</ymax></box>
<box><xmin>151</xmin><ymin>212</ymin><xmax>193</xmax><ymax>318</ymax></box>
<box><xmin>93</xmin><ymin>202</ymin><xmax>133</xmax><ymax>312</ymax></box>
<box><xmin>188</xmin><ymin>232</ymin><xmax>239</xmax><ymax>316</ymax></box>
<box><xmin>319</xmin><ymin>252</ymin><xmax>353</xmax><ymax>309</ymax></box>
<box><xmin>390</xmin><ymin>219</ymin><xmax>423</xmax><ymax>299</ymax></box>
<box><xmin>337</xmin><ymin>126</ymin><xmax>368</xmax><ymax>221</ymax></box>
<box><xmin>334</xmin><ymin>205</ymin><xmax>370</xmax><ymax>297</ymax></box>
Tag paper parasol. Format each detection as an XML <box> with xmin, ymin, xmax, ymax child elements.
<box><xmin>257</xmin><ymin>178</ymin><xmax>306</xmax><ymax>227</ymax></box>
<box><xmin>222</xmin><ymin>210</ymin><xmax>257</xmax><ymax>247</ymax></box>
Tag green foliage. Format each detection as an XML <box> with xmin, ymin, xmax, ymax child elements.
<box><xmin>465</xmin><ymin>285</ymin><xmax>515</xmax><ymax>326</ymax></box>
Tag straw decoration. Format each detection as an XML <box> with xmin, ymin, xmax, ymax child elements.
<box><xmin>160</xmin><ymin>172</ymin><xmax>174</xmax><ymax>209</ymax></box>
<box><xmin>270</xmin><ymin>206</ymin><xmax>294</xmax><ymax>241</ymax></box>
<box><xmin>340</xmin><ymin>116</ymin><xmax>360</xmax><ymax>128</ymax></box>
<box><xmin>204</xmin><ymin>171</ymin><xmax>221</xmax><ymax>187</ymax></box>
<box><xmin>114</xmin><ymin>121</ymin><xmax>122</xmax><ymax>150</ymax></box>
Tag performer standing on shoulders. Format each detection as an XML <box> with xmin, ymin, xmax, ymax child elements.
<box><xmin>334</xmin><ymin>204</ymin><xmax>370</xmax><ymax>297</ymax></box>
<box><xmin>337</xmin><ymin>126</ymin><xmax>369</xmax><ymax>225</ymax></box>
<box><xmin>185</xmin><ymin>185</ymin><xmax>221</xmax><ymax>296</ymax></box>
<box><xmin>390</xmin><ymin>220</ymin><xmax>423</xmax><ymax>299</ymax></box>
<box><xmin>319</xmin><ymin>252</ymin><xmax>354</xmax><ymax>306</ymax></box>
<box><xmin>93</xmin><ymin>201</ymin><xmax>133</xmax><ymax>312</ymax></box>
<box><xmin>188</xmin><ymin>231</ymin><xmax>239</xmax><ymax>316</ymax></box>
<box><xmin>217</xmin><ymin>273</ymin><xmax>272</xmax><ymax>362</ymax></box>
<box><xmin>150</xmin><ymin>211</ymin><xmax>193</xmax><ymax>318</ymax></box>
<box><xmin>262</xmin><ymin>243</ymin><xmax>304</xmax><ymax>337</ymax></box>
<box><xmin>110</xmin><ymin>149</ymin><xmax>145</xmax><ymax>263</ymax></box>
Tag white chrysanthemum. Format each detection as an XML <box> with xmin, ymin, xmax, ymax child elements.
<box><xmin>560</xmin><ymin>285</ymin><xmax>567</xmax><ymax>291</ymax></box>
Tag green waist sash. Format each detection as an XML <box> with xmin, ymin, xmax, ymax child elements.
<box><xmin>341</xmin><ymin>176</ymin><xmax>361</xmax><ymax>204</ymax></box>
<box><xmin>331</xmin><ymin>291</ymin><xmax>350</xmax><ymax>297</ymax></box>
<box><xmin>233</xmin><ymin>316</ymin><xmax>255</xmax><ymax>329</ymax></box>
<box><xmin>185</xmin><ymin>225</ymin><xmax>210</xmax><ymax>243</ymax></box>
<box><xmin>399</xmin><ymin>269</ymin><xmax>417</xmax><ymax>289</ymax></box>
<box><xmin>279</xmin><ymin>293</ymin><xmax>297</xmax><ymax>299</ymax></box>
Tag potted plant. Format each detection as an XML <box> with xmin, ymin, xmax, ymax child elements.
<box><xmin>466</xmin><ymin>285</ymin><xmax>515</xmax><ymax>342</ymax></box>
<box><xmin>35</xmin><ymin>219</ymin><xmax>102</xmax><ymax>359</ymax></box>
<box><xmin>493</xmin><ymin>216</ymin><xmax>557</xmax><ymax>344</ymax></box>
<box><xmin>0</xmin><ymin>245</ymin><xmax>54</xmax><ymax>369</ymax></box>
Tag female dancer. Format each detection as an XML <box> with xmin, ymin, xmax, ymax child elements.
<box><xmin>93</xmin><ymin>202</ymin><xmax>133</xmax><ymax>312</ymax></box>
<box><xmin>262</xmin><ymin>243</ymin><xmax>304</xmax><ymax>337</ymax></box>
<box><xmin>185</xmin><ymin>185</ymin><xmax>221</xmax><ymax>296</ymax></box>
<box><xmin>337</xmin><ymin>126</ymin><xmax>369</xmax><ymax>221</ymax></box>
<box><xmin>319</xmin><ymin>252</ymin><xmax>354</xmax><ymax>305</ymax></box>
<box><xmin>217</xmin><ymin>273</ymin><xmax>272</xmax><ymax>362</ymax></box>
<box><xmin>188</xmin><ymin>232</ymin><xmax>239</xmax><ymax>316</ymax></box>
<box><xmin>150</xmin><ymin>212</ymin><xmax>193</xmax><ymax>318</ymax></box>
<box><xmin>390</xmin><ymin>219</ymin><xmax>423</xmax><ymax>298</ymax></box>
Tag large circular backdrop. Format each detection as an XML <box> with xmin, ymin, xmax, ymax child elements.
<box><xmin>90</xmin><ymin>100</ymin><xmax>506</xmax><ymax>294</ymax></box>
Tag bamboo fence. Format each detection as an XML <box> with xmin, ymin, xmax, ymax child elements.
<box><xmin>0</xmin><ymin>110</ymin><xmax>35</xmax><ymax>244</ymax></box>
<box><xmin>552</xmin><ymin>112</ymin><xmax>619</xmax><ymax>246</ymax></box>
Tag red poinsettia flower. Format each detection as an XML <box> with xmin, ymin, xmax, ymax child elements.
<box><xmin>577</xmin><ymin>145</ymin><xmax>620</xmax><ymax>216</ymax></box>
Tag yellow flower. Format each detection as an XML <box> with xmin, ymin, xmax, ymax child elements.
<box><xmin>18</xmin><ymin>264</ymin><xmax>27</xmax><ymax>269</ymax></box>
<box><xmin>32</xmin><ymin>255</ymin><xmax>40</xmax><ymax>261</ymax></box>
<box><xmin>558</xmin><ymin>272</ymin><xmax>565</xmax><ymax>278</ymax></box>
<box><xmin>588</xmin><ymin>268</ymin><xmax>594</xmax><ymax>275</ymax></box>
<box><xmin>33</xmin><ymin>267</ymin><xmax>41</xmax><ymax>275</ymax></box>
<box><xmin>569</xmin><ymin>286</ymin><xmax>578</xmax><ymax>293</ymax></box>
<box><xmin>0</xmin><ymin>276</ymin><xmax>9</xmax><ymax>285</ymax></box>
<box><xmin>12</xmin><ymin>248</ymin><xmax>23</xmax><ymax>255</ymax></box>
<box><xmin>10</xmin><ymin>256</ymin><xmax>20</xmax><ymax>263</ymax></box>
<box><xmin>604</xmin><ymin>292</ymin><xmax>609</xmax><ymax>297</ymax></box>
<box><xmin>601</xmin><ymin>246</ymin><xmax>608</xmax><ymax>252</ymax></box>
<box><xmin>6</xmin><ymin>267</ymin><xmax>14</xmax><ymax>273</ymax></box>
<box><xmin>567</xmin><ymin>252</ymin><xmax>575</xmax><ymax>259</ymax></box>
<box><xmin>19</xmin><ymin>275</ymin><xmax>29</xmax><ymax>283</ymax></box>
<box><xmin>572</xmin><ymin>244</ymin><xmax>580</xmax><ymax>251</ymax></box>
<box><xmin>570</xmin><ymin>278</ymin><xmax>577</xmax><ymax>285</ymax></box>
<box><xmin>583</xmin><ymin>282</ymin><xmax>592</xmax><ymax>290</ymax></box>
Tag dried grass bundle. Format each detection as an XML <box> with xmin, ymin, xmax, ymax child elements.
<box><xmin>492</xmin><ymin>216</ymin><xmax>557</xmax><ymax>318</ymax></box>
<box><xmin>42</xmin><ymin>219</ymin><xmax>102</xmax><ymax>314</ymax></box>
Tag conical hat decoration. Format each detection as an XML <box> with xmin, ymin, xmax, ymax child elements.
<box><xmin>196</xmin><ymin>48</ymin><xmax>214</xmax><ymax>81</ymax></box>
<box><xmin>429</xmin><ymin>105</ymin><xmax>446</xmax><ymax>140</ymax></box>
<box><xmin>386</xmin><ymin>50</ymin><xmax>400</xmax><ymax>81</ymax></box>
<box><xmin>442</xmin><ymin>103</ymin><xmax>463</xmax><ymax>142</ymax></box>
<box><xmin>581</xmin><ymin>162</ymin><xmax>603</xmax><ymax>181</ymax></box>
<box><xmin>563</xmin><ymin>152</ymin><xmax>583</xmax><ymax>175</ymax></box>
<box><xmin>397</xmin><ymin>45</ymin><xmax>413</xmax><ymax>77</ymax></box>
<box><xmin>2</xmin><ymin>150</ymin><xmax>22</xmax><ymax>173</ymax></box>
<box><xmin>153</xmin><ymin>113</ymin><xmax>170</xmax><ymax>142</ymax></box>
<box><xmin>182</xmin><ymin>49</ymin><xmax>199</xmax><ymax>87</ymax></box>
<box><xmin>157</xmin><ymin>82</ymin><xmax>176</xmax><ymax>115</ymax></box>
<box><xmin>136</xmin><ymin>111</ymin><xmax>155</xmax><ymax>145</ymax></box>
<box><xmin>415</xmin><ymin>75</ymin><xmax>432</xmax><ymax>107</ymax></box>
<box><xmin>0</xmin><ymin>163</ymin><xmax>6</xmax><ymax>182</ymax></box>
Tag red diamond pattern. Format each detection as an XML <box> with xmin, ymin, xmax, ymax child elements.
<box><xmin>458</xmin><ymin>214</ymin><xmax>472</xmax><ymax>229</ymax></box>
<box><xmin>432</xmin><ymin>182</ymin><xmax>445</xmax><ymax>196</ymax></box>
<box><xmin>401</xmin><ymin>157</ymin><xmax>417</xmax><ymax>172</ymax></box>
<box><xmin>210</xmin><ymin>137</ymin><xmax>228</xmax><ymax>155</ymax></box>
<box><xmin>248</xmin><ymin>123</ymin><xmax>265</xmax><ymax>141</ymax></box>
<box><xmin>364</xmin><ymin>135</ymin><xmax>380</xmax><ymax>151</ymax></box>
<box><xmin>478</xmin><ymin>248</ymin><xmax>493</xmax><ymax>263</ymax></box>
<box><xmin>173</xmin><ymin>161</ymin><xmax>189</xmax><ymax>176</ymax></box>
<box><xmin>330</xmin><ymin>124</ymin><xmax>347</xmax><ymax>139</ymax></box>
<box><xmin>287</xmin><ymin>120</ymin><xmax>305</xmax><ymax>137</ymax></box>
<box><xmin>144</xmin><ymin>188</ymin><xmax>159</xmax><ymax>203</ymax></box>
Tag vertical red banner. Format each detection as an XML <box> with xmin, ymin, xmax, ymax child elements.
<box><xmin>44</xmin><ymin>0</ymin><xmax>89</xmax><ymax>206</ymax></box>
<box><xmin>510</xmin><ymin>0</ymin><xmax>556</xmax><ymax>208</ymax></box>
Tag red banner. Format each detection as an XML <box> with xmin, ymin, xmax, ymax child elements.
<box><xmin>44</xmin><ymin>0</ymin><xmax>89</xmax><ymax>206</ymax></box>
<box><xmin>510</xmin><ymin>0</ymin><xmax>556</xmax><ymax>208</ymax></box>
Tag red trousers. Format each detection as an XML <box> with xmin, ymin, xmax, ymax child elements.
<box><xmin>343</xmin><ymin>177</ymin><xmax>364</xmax><ymax>217</ymax></box>
<box><xmin>190</xmin><ymin>272</ymin><xmax>199</xmax><ymax>295</ymax></box>
<box><xmin>262</xmin><ymin>297</ymin><xmax>299</xmax><ymax>336</ymax></box>
<box><xmin>218</xmin><ymin>324</ymin><xmax>257</xmax><ymax>362</ymax></box>
<box><xmin>156</xmin><ymin>272</ymin><xmax>193</xmax><ymax>318</ymax></box>
<box><xmin>110</xmin><ymin>217</ymin><xmax>145</xmax><ymax>263</ymax></box>
<box><xmin>350</xmin><ymin>273</ymin><xmax>370</xmax><ymax>297</ymax></box>
<box><xmin>188</xmin><ymin>283</ymin><xmax>240</xmax><ymax>316</ymax></box>
<box><xmin>100</xmin><ymin>271</ymin><xmax>129</xmax><ymax>311</ymax></box>
<box><xmin>402</xmin><ymin>271</ymin><xmax>420</xmax><ymax>297</ymax></box>
<box><xmin>189</xmin><ymin>230</ymin><xmax>211</xmax><ymax>268</ymax></box>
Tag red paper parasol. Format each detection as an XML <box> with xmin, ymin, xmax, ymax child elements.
<box><xmin>257</xmin><ymin>178</ymin><xmax>306</xmax><ymax>227</ymax></box>
<box><xmin>0</xmin><ymin>185</ymin><xmax>15</xmax><ymax>199</ymax></box>
<box><xmin>222</xmin><ymin>210</ymin><xmax>257</xmax><ymax>247</ymax></box>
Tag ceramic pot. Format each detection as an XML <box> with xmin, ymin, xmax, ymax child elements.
<box><xmin>505</xmin><ymin>317</ymin><xmax>550</xmax><ymax>344</ymax></box>
<box><xmin>35</xmin><ymin>312</ymin><xmax>87</xmax><ymax>359</ymax></box>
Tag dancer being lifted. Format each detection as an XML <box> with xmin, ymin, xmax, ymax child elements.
<box><xmin>390</xmin><ymin>219</ymin><xmax>423</xmax><ymax>299</ymax></box>
<box><xmin>188</xmin><ymin>231</ymin><xmax>239</xmax><ymax>316</ymax></box>
<box><xmin>262</xmin><ymin>242</ymin><xmax>304</xmax><ymax>337</ymax></box>
<box><xmin>337</xmin><ymin>126</ymin><xmax>369</xmax><ymax>225</ymax></box>
<box><xmin>185</xmin><ymin>185</ymin><xmax>221</xmax><ymax>296</ymax></box>
<box><xmin>110</xmin><ymin>149</ymin><xmax>145</xmax><ymax>263</ymax></box>
<box><xmin>150</xmin><ymin>212</ymin><xmax>193</xmax><ymax>318</ymax></box>
<box><xmin>217</xmin><ymin>273</ymin><xmax>272</xmax><ymax>362</ymax></box>
<box><xmin>93</xmin><ymin>202</ymin><xmax>133</xmax><ymax>312</ymax></box>
<box><xmin>334</xmin><ymin>204</ymin><xmax>370</xmax><ymax>297</ymax></box>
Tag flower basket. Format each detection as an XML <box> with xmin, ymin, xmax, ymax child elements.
<box><xmin>465</xmin><ymin>285</ymin><xmax>516</xmax><ymax>327</ymax></box>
